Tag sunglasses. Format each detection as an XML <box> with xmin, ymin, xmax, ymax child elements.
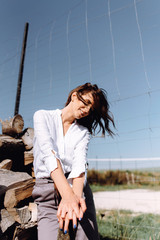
<box><xmin>76</xmin><ymin>92</ymin><xmax>94</xmax><ymax>111</ymax></box>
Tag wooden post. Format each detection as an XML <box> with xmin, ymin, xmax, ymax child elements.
<box><xmin>14</xmin><ymin>22</ymin><xmax>29</xmax><ymax>116</ymax></box>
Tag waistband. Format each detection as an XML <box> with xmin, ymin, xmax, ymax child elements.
<box><xmin>36</xmin><ymin>172</ymin><xmax>70</xmax><ymax>183</ymax></box>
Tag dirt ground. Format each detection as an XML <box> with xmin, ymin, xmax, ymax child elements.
<box><xmin>93</xmin><ymin>189</ymin><xmax>160</xmax><ymax>214</ymax></box>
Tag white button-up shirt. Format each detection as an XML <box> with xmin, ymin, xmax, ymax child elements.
<box><xmin>33</xmin><ymin>109</ymin><xmax>90</xmax><ymax>181</ymax></box>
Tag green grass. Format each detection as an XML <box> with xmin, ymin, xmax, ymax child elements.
<box><xmin>90</xmin><ymin>183</ymin><xmax>160</xmax><ymax>192</ymax></box>
<box><xmin>88</xmin><ymin>169</ymin><xmax>160</xmax><ymax>192</ymax></box>
<box><xmin>97</xmin><ymin>210</ymin><xmax>160</xmax><ymax>240</ymax></box>
<box><xmin>88</xmin><ymin>170</ymin><xmax>160</xmax><ymax>239</ymax></box>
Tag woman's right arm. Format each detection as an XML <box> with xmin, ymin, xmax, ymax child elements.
<box><xmin>50</xmin><ymin>156</ymin><xmax>81</xmax><ymax>220</ymax></box>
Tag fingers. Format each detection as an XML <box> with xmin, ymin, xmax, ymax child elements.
<box><xmin>60</xmin><ymin>212</ymin><xmax>77</xmax><ymax>234</ymax></box>
<box><xmin>57</xmin><ymin>197</ymin><xmax>87</xmax><ymax>233</ymax></box>
<box><xmin>72</xmin><ymin>212</ymin><xmax>77</xmax><ymax>229</ymax></box>
<box><xmin>79</xmin><ymin>206</ymin><xmax>83</xmax><ymax>221</ymax></box>
<box><xmin>59</xmin><ymin>218</ymin><xmax>64</xmax><ymax>231</ymax></box>
<box><xmin>61</xmin><ymin>208</ymin><xmax>67</xmax><ymax>219</ymax></box>
<box><xmin>57</xmin><ymin>198</ymin><xmax>86</xmax><ymax>222</ymax></box>
<box><xmin>57</xmin><ymin>194</ymin><xmax>80</xmax><ymax>220</ymax></box>
<box><xmin>79</xmin><ymin>198</ymin><xmax>87</xmax><ymax>213</ymax></box>
<box><xmin>63</xmin><ymin>215</ymin><xmax>70</xmax><ymax>234</ymax></box>
<box><xmin>72</xmin><ymin>204</ymin><xmax>80</xmax><ymax>219</ymax></box>
<box><xmin>57</xmin><ymin>202</ymin><xmax>67</xmax><ymax>221</ymax></box>
<box><xmin>57</xmin><ymin>204</ymin><xmax>62</xmax><ymax>221</ymax></box>
<box><xmin>67</xmin><ymin>208</ymin><xmax>73</xmax><ymax>219</ymax></box>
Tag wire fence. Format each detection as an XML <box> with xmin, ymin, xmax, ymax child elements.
<box><xmin>0</xmin><ymin>0</ymin><xmax>160</xmax><ymax>239</ymax></box>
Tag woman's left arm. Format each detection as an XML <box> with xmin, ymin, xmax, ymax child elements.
<box><xmin>72</xmin><ymin>172</ymin><xmax>87</xmax><ymax>215</ymax></box>
<box><xmin>70</xmin><ymin>130</ymin><xmax>91</xmax><ymax>217</ymax></box>
<box><xmin>70</xmin><ymin>129</ymin><xmax>90</xmax><ymax>202</ymax></box>
<box><xmin>62</xmin><ymin>173</ymin><xmax>87</xmax><ymax>233</ymax></box>
<box><xmin>72</xmin><ymin>173</ymin><xmax>85</xmax><ymax>197</ymax></box>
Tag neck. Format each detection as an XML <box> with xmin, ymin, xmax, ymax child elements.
<box><xmin>61</xmin><ymin>105</ymin><xmax>75</xmax><ymax>124</ymax></box>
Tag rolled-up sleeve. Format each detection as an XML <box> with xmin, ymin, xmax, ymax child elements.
<box><xmin>33</xmin><ymin>110</ymin><xmax>59</xmax><ymax>173</ymax></box>
<box><xmin>68</xmin><ymin>130</ymin><xmax>90</xmax><ymax>179</ymax></box>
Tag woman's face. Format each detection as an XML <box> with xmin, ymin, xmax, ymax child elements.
<box><xmin>72</xmin><ymin>92</ymin><xmax>94</xmax><ymax>119</ymax></box>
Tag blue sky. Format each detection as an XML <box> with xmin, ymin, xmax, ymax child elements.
<box><xmin>0</xmin><ymin>0</ymin><xmax>160</xmax><ymax>163</ymax></box>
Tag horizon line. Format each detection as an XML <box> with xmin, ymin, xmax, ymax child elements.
<box><xmin>88</xmin><ymin>157</ymin><xmax>160</xmax><ymax>162</ymax></box>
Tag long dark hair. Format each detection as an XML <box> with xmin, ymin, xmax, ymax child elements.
<box><xmin>65</xmin><ymin>82</ymin><xmax>115</xmax><ymax>137</ymax></box>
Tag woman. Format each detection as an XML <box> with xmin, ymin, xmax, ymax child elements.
<box><xmin>32</xmin><ymin>82</ymin><xmax>115</xmax><ymax>240</ymax></box>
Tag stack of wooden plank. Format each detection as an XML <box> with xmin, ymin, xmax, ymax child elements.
<box><xmin>0</xmin><ymin>115</ymin><xmax>37</xmax><ymax>240</ymax></box>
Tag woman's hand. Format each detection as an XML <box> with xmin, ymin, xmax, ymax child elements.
<box><xmin>57</xmin><ymin>194</ymin><xmax>87</xmax><ymax>233</ymax></box>
<box><xmin>59</xmin><ymin>211</ymin><xmax>77</xmax><ymax>234</ymax></box>
<box><xmin>50</xmin><ymin>157</ymin><xmax>87</xmax><ymax>232</ymax></box>
<box><xmin>57</xmin><ymin>192</ymin><xmax>80</xmax><ymax>221</ymax></box>
<box><xmin>79</xmin><ymin>197</ymin><xmax>87</xmax><ymax>214</ymax></box>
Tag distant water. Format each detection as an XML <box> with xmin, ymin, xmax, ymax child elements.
<box><xmin>88</xmin><ymin>159</ymin><xmax>160</xmax><ymax>171</ymax></box>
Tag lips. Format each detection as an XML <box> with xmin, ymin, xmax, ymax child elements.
<box><xmin>80</xmin><ymin>109</ymin><xmax>84</xmax><ymax>115</ymax></box>
<box><xmin>79</xmin><ymin>109</ymin><xmax>88</xmax><ymax>118</ymax></box>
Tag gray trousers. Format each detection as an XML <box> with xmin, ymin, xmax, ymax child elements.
<box><xmin>32</xmin><ymin>178</ymin><xmax>99</xmax><ymax>240</ymax></box>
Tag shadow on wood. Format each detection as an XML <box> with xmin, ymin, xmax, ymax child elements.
<box><xmin>0</xmin><ymin>135</ymin><xmax>25</xmax><ymax>172</ymax></box>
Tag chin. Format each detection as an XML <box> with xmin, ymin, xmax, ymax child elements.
<box><xmin>78</xmin><ymin>115</ymin><xmax>86</xmax><ymax>119</ymax></box>
<box><xmin>76</xmin><ymin>116</ymin><xmax>81</xmax><ymax>120</ymax></box>
<box><xmin>75</xmin><ymin>113</ymin><xmax>82</xmax><ymax>119</ymax></box>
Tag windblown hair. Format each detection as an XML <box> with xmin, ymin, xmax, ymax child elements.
<box><xmin>65</xmin><ymin>82</ymin><xmax>115</xmax><ymax>137</ymax></box>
